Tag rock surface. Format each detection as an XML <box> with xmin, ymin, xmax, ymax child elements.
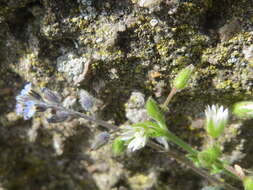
<box><xmin>1</xmin><ymin>0</ymin><xmax>253</xmax><ymax>189</ymax></box>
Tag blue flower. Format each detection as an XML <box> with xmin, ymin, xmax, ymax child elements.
<box><xmin>15</xmin><ymin>83</ymin><xmax>39</xmax><ymax>120</ymax></box>
<box><xmin>16</xmin><ymin>83</ymin><xmax>33</xmax><ymax>103</ymax></box>
<box><xmin>15</xmin><ymin>103</ymin><xmax>24</xmax><ymax>116</ymax></box>
<box><xmin>23</xmin><ymin>101</ymin><xmax>36</xmax><ymax>120</ymax></box>
<box><xmin>20</xmin><ymin>83</ymin><xmax>32</xmax><ymax>96</ymax></box>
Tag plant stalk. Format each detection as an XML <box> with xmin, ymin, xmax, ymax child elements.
<box><xmin>148</xmin><ymin>141</ymin><xmax>239</xmax><ymax>190</ymax></box>
<box><xmin>162</xmin><ymin>87</ymin><xmax>177</xmax><ymax>109</ymax></box>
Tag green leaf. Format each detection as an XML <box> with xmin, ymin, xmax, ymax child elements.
<box><xmin>132</xmin><ymin>121</ymin><xmax>160</xmax><ymax>129</ymax></box>
<box><xmin>146</xmin><ymin>97</ymin><xmax>166</xmax><ymax>125</ymax></box>
<box><xmin>244</xmin><ymin>176</ymin><xmax>253</xmax><ymax>190</ymax></box>
<box><xmin>132</xmin><ymin>121</ymin><xmax>167</xmax><ymax>137</ymax></box>
<box><xmin>112</xmin><ymin>138</ymin><xmax>126</xmax><ymax>155</ymax></box>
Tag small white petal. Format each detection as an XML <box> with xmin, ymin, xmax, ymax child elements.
<box><xmin>127</xmin><ymin>132</ymin><xmax>147</xmax><ymax>152</ymax></box>
<box><xmin>120</xmin><ymin>125</ymin><xmax>148</xmax><ymax>152</ymax></box>
<box><xmin>156</xmin><ymin>137</ymin><xmax>169</xmax><ymax>150</ymax></box>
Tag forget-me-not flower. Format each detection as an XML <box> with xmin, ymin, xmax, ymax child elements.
<box><xmin>15</xmin><ymin>83</ymin><xmax>43</xmax><ymax>120</ymax></box>
<box><xmin>16</xmin><ymin>82</ymin><xmax>72</xmax><ymax>122</ymax></box>
<box><xmin>23</xmin><ymin>101</ymin><xmax>37</xmax><ymax>120</ymax></box>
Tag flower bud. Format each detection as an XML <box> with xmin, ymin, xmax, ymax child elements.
<box><xmin>91</xmin><ymin>132</ymin><xmax>110</xmax><ymax>151</ymax></box>
<box><xmin>79</xmin><ymin>89</ymin><xmax>94</xmax><ymax>111</ymax></box>
<box><xmin>41</xmin><ymin>88</ymin><xmax>61</xmax><ymax>104</ymax></box>
<box><xmin>244</xmin><ymin>176</ymin><xmax>253</xmax><ymax>190</ymax></box>
<box><xmin>173</xmin><ymin>64</ymin><xmax>194</xmax><ymax>90</ymax></box>
<box><xmin>233</xmin><ymin>101</ymin><xmax>253</xmax><ymax>118</ymax></box>
<box><xmin>205</xmin><ymin>105</ymin><xmax>229</xmax><ymax>139</ymax></box>
<box><xmin>47</xmin><ymin>111</ymin><xmax>70</xmax><ymax>123</ymax></box>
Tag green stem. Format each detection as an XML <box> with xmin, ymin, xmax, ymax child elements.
<box><xmin>164</xmin><ymin>129</ymin><xmax>198</xmax><ymax>155</ymax></box>
<box><xmin>216</xmin><ymin>160</ymin><xmax>242</xmax><ymax>181</ymax></box>
<box><xmin>163</xmin><ymin>129</ymin><xmax>241</xmax><ymax>182</ymax></box>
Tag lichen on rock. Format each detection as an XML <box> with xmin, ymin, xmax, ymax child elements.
<box><xmin>57</xmin><ymin>52</ymin><xmax>89</xmax><ymax>85</ymax></box>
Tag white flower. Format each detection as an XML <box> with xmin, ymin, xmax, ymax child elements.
<box><xmin>205</xmin><ymin>105</ymin><xmax>229</xmax><ymax>138</ymax></box>
<box><xmin>120</xmin><ymin>125</ymin><xmax>148</xmax><ymax>152</ymax></box>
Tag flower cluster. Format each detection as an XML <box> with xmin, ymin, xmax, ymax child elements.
<box><xmin>15</xmin><ymin>83</ymin><xmax>65</xmax><ymax>121</ymax></box>
<box><xmin>16</xmin><ymin>82</ymin><xmax>98</xmax><ymax>123</ymax></box>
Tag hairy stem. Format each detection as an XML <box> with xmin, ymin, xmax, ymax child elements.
<box><xmin>164</xmin><ymin>129</ymin><xmax>198</xmax><ymax>155</ymax></box>
<box><xmin>49</xmin><ymin>104</ymin><xmax>117</xmax><ymax>130</ymax></box>
<box><xmin>161</xmin><ymin>87</ymin><xmax>177</xmax><ymax>109</ymax></box>
<box><xmin>148</xmin><ymin>141</ymin><xmax>239</xmax><ymax>190</ymax></box>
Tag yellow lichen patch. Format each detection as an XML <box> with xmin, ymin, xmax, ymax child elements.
<box><xmin>71</xmin><ymin>17</ymin><xmax>88</xmax><ymax>30</ymax></box>
<box><xmin>175</xmin><ymin>56</ymin><xmax>191</xmax><ymax>66</ymax></box>
<box><xmin>183</xmin><ymin>2</ymin><xmax>196</xmax><ymax>11</ymax></box>
<box><xmin>27</xmin><ymin>53</ymin><xmax>40</xmax><ymax>66</ymax></box>
<box><xmin>128</xmin><ymin>173</ymin><xmax>156</xmax><ymax>189</ymax></box>
<box><xmin>201</xmin><ymin>46</ymin><xmax>230</xmax><ymax>65</ymax></box>
<box><xmin>156</xmin><ymin>40</ymin><xmax>170</xmax><ymax>56</ymax></box>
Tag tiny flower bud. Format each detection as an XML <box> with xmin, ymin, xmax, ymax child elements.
<box><xmin>232</xmin><ymin>101</ymin><xmax>253</xmax><ymax>118</ymax></box>
<box><xmin>47</xmin><ymin>111</ymin><xmax>70</xmax><ymax>123</ymax></box>
<box><xmin>91</xmin><ymin>132</ymin><xmax>110</xmax><ymax>151</ymax></box>
<box><xmin>36</xmin><ymin>103</ymin><xmax>48</xmax><ymax>112</ymax></box>
<box><xmin>41</xmin><ymin>88</ymin><xmax>61</xmax><ymax>104</ymax></box>
<box><xmin>205</xmin><ymin>105</ymin><xmax>229</xmax><ymax>139</ymax></box>
<box><xmin>244</xmin><ymin>176</ymin><xmax>253</xmax><ymax>190</ymax></box>
<box><xmin>79</xmin><ymin>89</ymin><xmax>94</xmax><ymax>111</ymax></box>
<box><xmin>173</xmin><ymin>64</ymin><xmax>194</xmax><ymax>90</ymax></box>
